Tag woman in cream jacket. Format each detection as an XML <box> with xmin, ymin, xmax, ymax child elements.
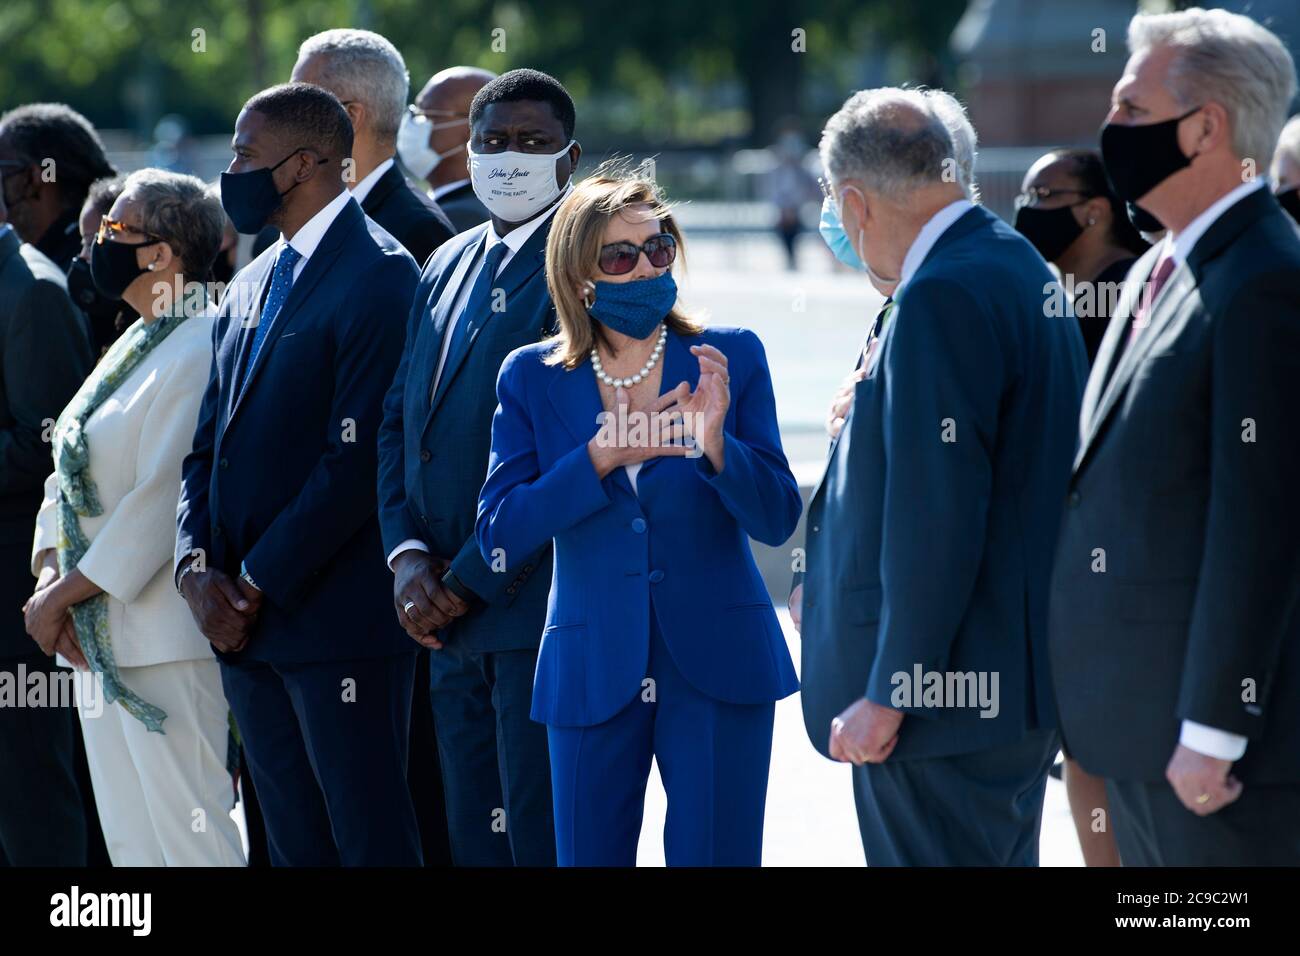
<box><xmin>25</xmin><ymin>168</ymin><xmax>244</xmax><ymax>866</ymax></box>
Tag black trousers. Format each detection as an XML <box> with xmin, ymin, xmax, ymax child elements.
<box><xmin>1106</xmin><ymin>777</ymin><xmax>1300</xmax><ymax>866</ymax></box>
<box><xmin>852</xmin><ymin>728</ymin><xmax>1059</xmax><ymax>866</ymax></box>
<box><xmin>0</xmin><ymin>650</ymin><xmax>87</xmax><ymax>865</ymax></box>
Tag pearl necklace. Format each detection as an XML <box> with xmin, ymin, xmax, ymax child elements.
<box><xmin>590</xmin><ymin>325</ymin><xmax>667</xmax><ymax>388</ymax></box>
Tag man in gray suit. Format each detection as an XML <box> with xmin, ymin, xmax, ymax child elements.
<box><xmin>797</xmin><ymin>88</ymin><xmax>1087</xmax><ymax>865</ymax></box>
<box><xmin>1050</xmin><ymin>7</ymin><xmax>1300</xmax><ymax>865</ymax></box>
<box><xmin>0</xmin><ymin>189</ymin><xmax>95</xmax><ymax>865</ymax></box>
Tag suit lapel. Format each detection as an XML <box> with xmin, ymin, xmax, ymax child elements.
<box><xmin>1074</xmin><ymin>256</ymin><xmax>1194</xmax><ymax>471</ymax></box>
<box><xmin>548</xmin><ymin>357</ymin><xmax>635</xmax><ymax>497</ymax></box>
<box><xmin>419</xmin><ymin>233</ymin><xmax>488</xmax><ymax>431</ymax></box>
<box><xmin>228</xmin><ymin>200</ymin><xmax>360</xmax><ymax>429</ymax></box>
<box><xmin>224</xmin><ymin>256</ymin><xmax>276</xmax><ymax>425</ymax></box>
<box><xmin>637</xmin><ymin>330</ymin><xmax>699</xmax><ymax>482</ymax></box>
<box><xmin>359</xmin><ymin>163</ymin><xmax>401</xmax><ymax>218</ymax></box>
<box><xmin>427</xmin><ymin>217</ymin><xmax>551</xmax><ymax>420</ymax></box>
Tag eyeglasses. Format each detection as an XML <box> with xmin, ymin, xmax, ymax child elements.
<box><xmin>96</xmin><ymin>215</ymin><xmax>162</xmax><ymax>245</ymax></box>
<box><xmin>1015</xmin><ymin>186</ymin><xmax>1096</xmax><ymax>209</ymax></box>
<box><xmin>408</xmin><ymin>106</ymin><xmax>469</xmax><ymax>125</ymax></box>
<box><xmin>598</xmin><ymin>233</ymin><xmax>677</xmax><ymax>275</ymax></box>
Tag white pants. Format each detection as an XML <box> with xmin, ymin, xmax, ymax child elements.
<box><xmin>76</xmin><ymin>658</ymin><xmax>246</xmax><ymax>866</ymax></box>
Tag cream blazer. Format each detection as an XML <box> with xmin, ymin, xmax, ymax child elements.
<box><xmin>32</xmin><ymin>315</ymin><xmax>214</xmax><ymax>668</ymax></box>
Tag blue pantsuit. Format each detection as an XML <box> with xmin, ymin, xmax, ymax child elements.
<box><xmin>548</xmin><ymin>614</ymin><xmax>775</xmax><ymax>866</ymax></box>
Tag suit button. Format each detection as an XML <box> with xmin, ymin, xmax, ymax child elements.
<box><xmin>523</xmin><ymin>563</ymin><xmax>534</xmax><ymax>573</ymax></box>
<box><xmin>811</xmin><ymin>524</ymin><xmax>820</xmax><ymax>532</ymax></box>
<box><xmin>213</xmin><ymin>526</ymin><xmax>222</xmax><ymax>537</ymax></box>
<box><xmin>219</xmin><ymin>457</ymin><xmax>229</xmax><ymax>469</ymax></box>
<box><xmin>1068</xmin><ymin>490</ymin><xmax>1081</xmax><ymax>508</ymax></box>
<box><xmin>631</xmin><ymin>518</ymin><xmax>647</xmax><ymax>534</ymax></box>
<box><xmin>420</xmin><ymin>449</ymin><xmax>432</xmax><ymax>463</ymax></box>
<box><xmin>648</xmin><ymin>569</ymin><xmax>665</xmax><ymax>583</ymax></box>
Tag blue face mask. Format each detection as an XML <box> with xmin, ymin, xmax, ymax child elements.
<box><xmin>819</xmin><ymin>195</ymin><xmax>865</xmax><ymax>271</ymax></box>
<box><xmin>588</xmin><ymin>271</ymin><xmax>678</xmax><ymax>339</ymax></box>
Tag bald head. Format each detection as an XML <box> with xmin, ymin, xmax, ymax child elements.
<box><xmin>416</xmin><ymin>66</ymin><xmax>497</xmax><ymax>117</ymax></box>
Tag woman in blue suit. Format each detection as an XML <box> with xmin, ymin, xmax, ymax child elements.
<box><xmin>476</xmin><ymin>164</ymin><xmax>801</xmax><ymax>866</ymax></box>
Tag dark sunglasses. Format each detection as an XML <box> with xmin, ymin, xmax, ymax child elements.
<box><xmin>598</xmin><ymin>233</ymin><xmax>677</xmax><ymax>276</ymax></box>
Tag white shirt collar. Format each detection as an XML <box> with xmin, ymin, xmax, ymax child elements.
<box><xmin>487</xmin><ymin>182</ymin><xmax>572</xmax><ymax>255</ymax></box>
<box><xmin>349</xmin><ymin>157</ymin><xmax>395</xmax><ymax>206</ymax></box>
<box><xmin>1165</xmin><ymin>178</ymin><xmax>1266</xmax><ymax>265</ymax></box>
<box><xmin>896</xmin><ymin>198</ymin><xmax>974</xmax><ymax>293</ymax></box>
<box><xmin>281</xmin><ymin>189</ymin><xmax>355</xmax><ymax>263</ymax></box>
<box><xmin>431</xmin><ymin>178</ymin><xmax>470</xmax><ymax>202</ymax></box>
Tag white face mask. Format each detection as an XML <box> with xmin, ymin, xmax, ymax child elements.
<box><xmin>468</xmin><ymin>140</ymin><xmax>574</xmax><ymax>223</ymax></box>
<box><xmin>396</xmin><ymin>112</ymin><xmax>468</xmax><ymax>180</ymax></box>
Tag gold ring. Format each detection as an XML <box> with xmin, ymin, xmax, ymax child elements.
<box><xmin>1195</xmin><ymin>793</ymin><xmax>1211</xmax><ymax>805</ymax></box>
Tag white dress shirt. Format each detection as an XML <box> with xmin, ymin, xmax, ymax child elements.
<box><xmin>1156</xmin><ymin>178</ymin><xmax>1267</xmax><ymax>764</ymax></box>
<box><xmin>349</xmin><ymin>157</ymin><xmax>394</xmax><ymax>206</ymax></box>
<box><xmin>386</xmin><ymin>186</ymin><xmax>570</xmax><ymax>568</ymax></box>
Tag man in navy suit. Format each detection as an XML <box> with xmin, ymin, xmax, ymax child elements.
<box><xmin>176</xmin><ymin>83</ymin><xmax>422</xmax><ymax>866</ymax></box>
<box><xmin>797</xmin><ymin>88</ymin><xmax>1088</xmax><ymax>865</ymax></box>
<box><xmin>378</xmin><ymin>69</ymin><xmax>579</xmax><ymax>866</ymax></box>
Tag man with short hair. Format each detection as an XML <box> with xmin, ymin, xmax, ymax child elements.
<box><xmin>0</xmin><ymin>187</ymin><xmax>95</xmax><ymax>865</ymax></box>
<box><xmin>400</xmin><ymin>66</ymin><xmax>496</xmax><ymax>231</ymax></box>
<box><xmin>798</xmin><ymin>87</ymin><xmax>1087</xmax><ymax>865</ymax></box>
<box><xmin>176</xmin><ymin>82</ymin><xmax>422</xmax><ymax>866</ymax></box>
<box><xmin>0</xmin><ymin>103</ymin><xmax>116</xmax><ymax>272</ymax></box>
<box><xmin>379</xmin><ymin>68</ymin><xmax>579</xmax><ymax>866</ymax></box>
<box><xmin>1051</xmin><ymin>7</ymin><xmax>1300</xmax><ymax>865</ymax></box>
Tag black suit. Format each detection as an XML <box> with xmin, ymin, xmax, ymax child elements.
<box><xmin>0</xmin><ymin>226</ymin><xmax>94</xmax><ymax>865</ymax></box>
<box><xmin>432</xmin><ymin>181</ymin><xmax>489</xmax><ymax>234</ymax></box>
<box><xmin>1050</xmin><ymin>186</ymin><xmax>1300</xmax><ymax>864</ymax></box>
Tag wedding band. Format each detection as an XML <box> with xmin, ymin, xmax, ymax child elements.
<box><xmin>403</xmin><ymin>601</ymin><xmax>417</xmax><ymax>615</ymax></box>
<box><xmin>1195</xmin><ymin>793</ymin><xmax>1211</xmax><ymax>805</ymax></box>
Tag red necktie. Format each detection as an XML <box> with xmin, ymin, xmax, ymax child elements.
<box><xmin>1127</xmin><ymin>254</ymin><xmax>1175</xmax><ymax>347</ymax></box>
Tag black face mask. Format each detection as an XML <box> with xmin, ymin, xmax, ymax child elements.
<box><xmin>90</xmin><ymin>235</ymin><xmax>163</xmax><ymax>300</ymax></box>
<box><xmin>1100</xmin><ymin>106</ymin><xmax>1202</xmax><ymax>202</ymax></box>
<box><xmin>67</xmin><ymin>256</ymin><xmax>124</xmax><ymax>324</ymax></box>
<box><xmin>1127</xmin><ymin>200</ymin><xmax>1164</xmax><ymax>235</ymax></box>
<box><xmin>1014</xmin><ymin>202</ymin><xmax>1087</xmax><ymax>262</ymax></box>
<box><xmin>219</xmin><ymin>147</ymin><xmax>322</xmax><ymax>234</ymax></box>
<box><xmin>1276</xmin><ymin>186</ymin><xmax>1300</xmax><ymax>225</ymax></box>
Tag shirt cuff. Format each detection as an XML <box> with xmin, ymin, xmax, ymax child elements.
<box><xmin>387</xmin><ymin>539</ymin><xmax>429</xmax><ymax>570</ymax></box>
<box><xmin>1179</xmin><ymin>720</ymin><xmax>1248</xmax><ymax>761</ymax></box>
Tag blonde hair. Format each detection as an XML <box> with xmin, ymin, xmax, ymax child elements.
<box><xmin>544</xmin><ymin>159</ymin><xmax>702</xmax><ymax>369</ymax></box>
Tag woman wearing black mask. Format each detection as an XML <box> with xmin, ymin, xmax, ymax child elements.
<box><xmin>1014</xmin><ymin>149</ymin><xmax>1149</xmax><ymax>364</ymax></box>
<box><xmin>69</xmin><ymin>175</ymin><xmax>128</xmax><ymax>356</ymax></box>
<box><xmin>25</xmin><ymin>168</ymin><xmax>245</xmax><ymax>866</ymax></box>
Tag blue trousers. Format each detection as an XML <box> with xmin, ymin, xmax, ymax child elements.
<box><xmin>852</xmin><ymin>728</ymin><xmax>1058</xmax><ymax>866</ymax></box>
<box><xmin>546</xmin><ymin>615</ymin><xmax>775</xmax><ymax>866</ymax></box>
<box><xmin>427</xmin><ymin>641</ymin><xmax>555</xmax><ymax>866</ymax></box>
<box><xmin>220</xmin><ymin>651</ymin><xmax>422</xmax><ymax>866</ymax></box>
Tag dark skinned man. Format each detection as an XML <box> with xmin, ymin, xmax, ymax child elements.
<box><xmin>378</xmin><ymin>69</ymin><xmax>579</xmax><ymax>866</ymax></box>
<box><xmin>177</xmin><ymin>82</ymin><xmax>423</xmax><ymax>865</ymax></box>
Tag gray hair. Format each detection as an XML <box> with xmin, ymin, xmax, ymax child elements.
<box><xmin>298</xmin><ymin>29</ymin><xmax>409</xmax><ymax>145</ymax></box>
<box><xmin>1129</xmin><ymin>7</ymin><xmax>1297</xmax><ymax>168</ymax></box>
<box><xmin>819</xmin><ymin>87</ymin><xmax>957</xmax><ymax>201</ymax></box>
<box><xmin>122</xmin><ymin>168</ymin><xmax>225</xmax><ymax>278</ymax></box>
<box><xmin>923</xmin><ymin>89</ymin><xmax>980</xmax><ymax>203</ymax></box>
<box><xmin>1272</xmin><ymin>114</ymin><xmax>1300</xmax><ymax>180</ymax></box>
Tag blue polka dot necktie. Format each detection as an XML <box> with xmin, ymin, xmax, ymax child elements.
<box><xmin>241</xmin><ymin>243</ymin><xmax>302</xmax><ymax>392</ymax></box>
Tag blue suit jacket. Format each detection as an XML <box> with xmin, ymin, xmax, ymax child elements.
<box><xmin>476</xmin><ymin>326</ymin><xmax>802</xmax><ymax>728</ymax></box>
<box><xmin>176</xmin><ymin>198</ymin><xmax>418</xmax><ymax>663</ymax></box>
<box><xmin>799</xmin><ymin>205</ymin><xmax>1088</xmax><ymax>760</ymax></box>
<box><xmin>378</xmin><ymin>218</ymin><xmax>556</xmax><ymax>652</ymax></box>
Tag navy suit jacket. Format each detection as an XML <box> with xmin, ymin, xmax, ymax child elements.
<box><xmin>378</xmin><ymin>218</ymin><xmax>556</xmax><ymax>653</ymax></box>
<box><xmin>1050</xmin><ymin>187</ymin><xmax>1300</xmax><ymax>784</ymax></box>
<box><xmin>176</xmin><ymin>197</ymin><xmax>418</xmax><ymax>663</ymax></box>
<box><xmin>799</xmin><ymin>205</ymin><xmax>1088</xmax><ymax>760</ymax></box>
<box><xmin>476</xmin><ymin>327</ymin><xmax>802</xmax><ymax>728</ymax></box>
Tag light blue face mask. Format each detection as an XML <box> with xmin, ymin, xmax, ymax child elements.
<box><xmin>819</xmin><ymin>195</ymin><xmax>865</xmax><ymax>271</ymax></box>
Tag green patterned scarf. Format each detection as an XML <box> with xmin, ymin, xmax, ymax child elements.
<box><xmin>53</xmin><ymin>305</ymin><xmax>191</xmax><ymax>733</ymax></box>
